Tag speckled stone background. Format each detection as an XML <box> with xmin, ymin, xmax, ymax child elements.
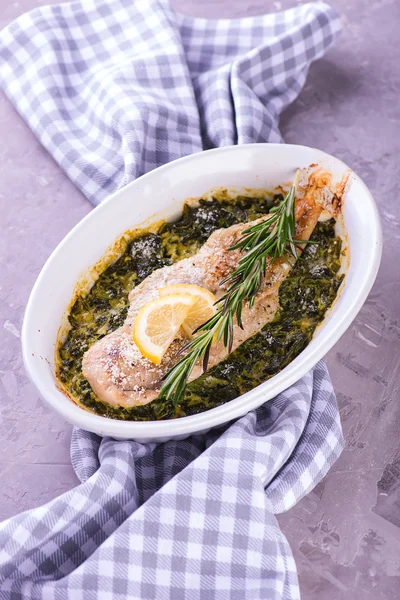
<box><xmin>0</xmin><ymin>0</ymin><xmax>399</xmax><ymax>598</ymax></box>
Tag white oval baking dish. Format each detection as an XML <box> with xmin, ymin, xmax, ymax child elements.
<box><xmin>21</xmin><ymin>144</ymin><xmax>382</xmax><ymax>441</ymax></box>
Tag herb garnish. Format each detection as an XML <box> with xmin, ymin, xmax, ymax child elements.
<box><xmin>160</xmin><ymin>170</ymin><xmax>312</xmax><ymax>405</ymax></box>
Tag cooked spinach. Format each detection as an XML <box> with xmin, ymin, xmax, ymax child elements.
<box><xmin>57</xmin><ymin>195</ymin><xmax>343</xmax><ymax>421</ymax></box>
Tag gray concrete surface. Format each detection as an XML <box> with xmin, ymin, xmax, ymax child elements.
<box><xmin>1</xmin><ymin>0</ymin><xmax>399</xmax><ymax>598</ymax></box>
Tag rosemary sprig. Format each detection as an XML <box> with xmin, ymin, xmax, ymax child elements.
<box><xmin>160</xmin><ymin>170</ymin><xmax>306</xmax><ymax>405</ymax></box>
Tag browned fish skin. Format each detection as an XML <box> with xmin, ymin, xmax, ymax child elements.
<box><xmin>82</xmin><ymin>172</ymin><xmax>331</xmax><ymax>408</ymax></box>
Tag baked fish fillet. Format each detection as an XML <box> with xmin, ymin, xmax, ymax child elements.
<box><xmin>82</xmin><ymin>171</ymin><xmax>334</xmax><ymax>408</ymax></box>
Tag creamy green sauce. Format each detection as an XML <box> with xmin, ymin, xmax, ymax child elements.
<box><xmin>57</xmin><ymin>195</ymin><xmax>343</xmax><ymax>420</ymax></box>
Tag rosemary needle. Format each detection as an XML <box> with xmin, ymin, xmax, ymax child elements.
<box><xmin>159</xmin><ymin>169</ymin><xmax>307</xmax><ymax>405</ymax></box>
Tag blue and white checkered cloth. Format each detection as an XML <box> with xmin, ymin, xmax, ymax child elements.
<box><xmin>0</xmin><ymin>1</ymin><xmax>343</xmax><ymax>598</ymax></box>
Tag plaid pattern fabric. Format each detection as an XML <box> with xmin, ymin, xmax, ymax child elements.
<box><xmin>0</xmin><ymin>1</ymin><xmax>343</xmax><ymax>598</ymax></box>
<box><xmin>0</xmin><ymin>0</ymin><xmax>340</xmax><ymax>205</ymax></box>
<box><xmin>0</xmin><ymin>363</ymin><xmax>343</xmax><ymax>599</ymax></box>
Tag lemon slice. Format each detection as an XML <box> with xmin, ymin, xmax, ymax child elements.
<box><xmin>133</xmin><ymin>294</ymin><xmax>196</xmax><ymax>365</ymax></box>
<box><xmin>159</xmin><ymin>283</ymin><xmax>217</xmax><ymax>336</ymax></box>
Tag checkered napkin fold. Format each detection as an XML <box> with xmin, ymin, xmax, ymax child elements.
<box><xmin>0</xmin><ymin>1</ymin><xmax>342</xmax><ymax>598</ymax></box>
